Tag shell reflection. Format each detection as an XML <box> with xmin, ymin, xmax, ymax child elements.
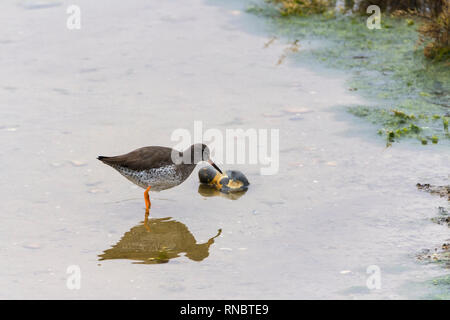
<box><xmin>198</xmin><ymin>184</ymin><xmax>247</xmax><ymax>200</ymax></box>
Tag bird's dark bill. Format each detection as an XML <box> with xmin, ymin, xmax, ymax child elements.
<box><xmin>208</xmin><ymin>160</ymin><xmax>223</xmax><ymax>174</ymax></box>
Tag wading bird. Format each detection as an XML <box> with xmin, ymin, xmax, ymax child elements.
<box><xmin>98</xmin><ymin>144</ymin><xmax>222</xmax><ymax>217</ymax></box>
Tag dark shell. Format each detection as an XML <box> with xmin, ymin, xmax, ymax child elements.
<box><xmin>198</xmin><ymin>166</ymin><xmax>250</xmax><ymax>193</ymax></box>
<box><xmin>198</xmin><ymin>167</ymin><xmax>217</xmax><ymax>184</ymax></box>
<box><xmin>225</xmin><ymin>170</ymin><xmax>250</xmax><ymax>187</ymax></box>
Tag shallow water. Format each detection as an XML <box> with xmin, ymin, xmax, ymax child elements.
<box><xmin>0</xmin><ymin>0</ymin><xmax>449</xmax><ymax>299</ymax></box>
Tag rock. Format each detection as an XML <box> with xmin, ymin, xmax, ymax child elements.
<box><xmin>50</xmin><ymin>162</ymin><xmax>63</xmax><ymax>167</ymax></box>
<box><xmin>262</xmin><ymin>113</ymin><xmax>283</xmax><ymax>118</ymax></box>
<box><xmin>417</xmin><ymin>183</ymin><xmax>450</xmax><ymax>201</ymax></box>
<box><xmin>289</xmin><ymin>115</ymin><xmax>303</xmax><ymax>121</ymax></box>
<box><xmin>417</xmin><ymin>243</ymin><xmax>450</xmax><ymax>267</ymax></box>
<box><xmin>89</xmin><ymin>188</ymin><xmax>105</xmax><ymax>194</ymax></box>
<box><xmin>86</xmin><ymin>181</ymin><xmax>102</xmax><ymax>187</ymax></box>
<box><xmin>23</xmin><ymin>243</ymin><xmax>41</xmax><ymax>249</ymax></box>
<box><xmin>70</xmin><ymin>160</ymin><xmax>87</xmax><ymax>167</ymax></box>
<box><xmin>289</xmin><ymin>162</ymin><xmax>304</xmax><ymax>168</ymax></box>
<box><xmin>283</xmin><ymin>107</ymin><xmax>312</xmax><ymax>114</ymax></box>
<box><xmin>431</xmin><ymin>207</ymin><xmax>450</xmax><ymax>226</ymax></box>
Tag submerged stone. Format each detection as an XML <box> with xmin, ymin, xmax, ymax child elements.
<box><xmin>417</xmin><ymin>183</ymin><xmax>450</xmax><ymax>201</ymax></box>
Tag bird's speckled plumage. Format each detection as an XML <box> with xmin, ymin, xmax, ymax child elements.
<box><xmin>98</xmin><ymin>145</ymin><xmax>203</xmax><ymax>192</ymax></box>
<box><xmin>110</xmin><ymin>163</ymin><xmax>194</xmax><ymax>191</ymax></box>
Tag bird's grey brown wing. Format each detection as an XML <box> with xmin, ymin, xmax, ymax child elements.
<box><xmin>98</xmin><ymin>146</ymin><xmax>180</xmax><ymax>170</ymax></box>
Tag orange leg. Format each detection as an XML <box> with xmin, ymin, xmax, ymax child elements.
<box><xmin>144</xmin><ymin>186</ymin><xmax>152</xmax><ymax>212</ymax></box>
<box><xmin>144</xmin><ymin>186</ymin><xmax>152</xmax><ymax>231</ymax></box>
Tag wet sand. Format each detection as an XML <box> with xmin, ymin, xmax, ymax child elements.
<box><xmin>0</xmin><ymin>0</ymin><xmax>449</xmax><ymax>299</ymax></box>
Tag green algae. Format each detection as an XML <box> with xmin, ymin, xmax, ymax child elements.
<box><xmin>348</xmin><ymin>105</ymin><xmax>449</xmax><ymax>146</ymax></box>
<box><xmin>402</xmin><ymin>273</ymin><xmax>450</xmax><ymax>300</ymax></box>
<box><xmin>423</xmin><ymin>275</ymin><xmax>450</xmax><ymax>300</ymax></box>
<box><xmin>247</xmin><ymin>2</ymin><xmax>450</xmax><ymax>145</ymax></box>
<box><xmin>418</xmin><ymin>243</ymin><xmax>450</xmax><ymax>266</ymax></box>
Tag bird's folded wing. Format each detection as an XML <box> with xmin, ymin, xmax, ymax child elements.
<box><xmin>98</xmin><ymin>146</ymin><xmax>178</xmax><ymax>170</ymax></box>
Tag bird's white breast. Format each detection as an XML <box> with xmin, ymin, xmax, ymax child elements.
<box><xmin>112</xmin><ymin>164</ymin><xmax>183</xmax><ymax>191</ymax></box>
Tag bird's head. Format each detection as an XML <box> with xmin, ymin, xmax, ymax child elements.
<box><xmin>188</xmin><ymin>143</ymin><xmax>222</xmax><ymax>174</ymax></box>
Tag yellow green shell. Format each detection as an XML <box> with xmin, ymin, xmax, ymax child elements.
<box><xmin>198</xmin><ymin>166</ymin><xmax>249</xmax><ymax>193</ymax></box>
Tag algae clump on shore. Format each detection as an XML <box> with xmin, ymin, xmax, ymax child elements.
<box><xmin>348</xmin><ymin>106</ymin><xmax>449</xmax><ymax>146</ymax></box>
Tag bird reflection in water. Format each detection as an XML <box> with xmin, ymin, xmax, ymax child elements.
<box><xmin>197</xmin><ymin>184</ymin><xmax>247</xmax><ymax>200</ymax></box>
<box><xmin>99</xmin><ymin>217</ymin><xmax>222</xmax><ymax>264</ymax></box>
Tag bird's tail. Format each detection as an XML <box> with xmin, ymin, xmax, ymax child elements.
<box><xmin>97</xmin><ymin>156</ymin><xmax>119</xmax><ymax>167</ymax></box>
